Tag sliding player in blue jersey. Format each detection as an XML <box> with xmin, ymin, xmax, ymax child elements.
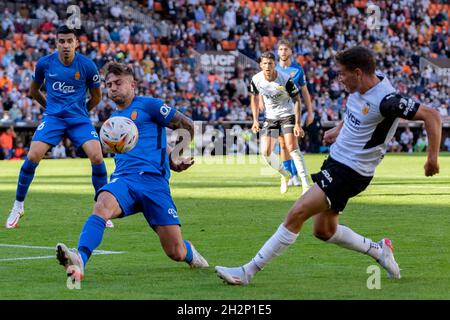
<box><xmin>275</xmin><ymin>39</ymin><xmax>313</xmax><ymax>194</ymax></box>
<box><xmin>56</xmin><ymin>62</ymin><xmax>208</xmax><ymax>283</ymax></box>
<box><xmin>5</xmin><ymin>26</ymin><xmax>114</xmax><ymax>229</ymax></box>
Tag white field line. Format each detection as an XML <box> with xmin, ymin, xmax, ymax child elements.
<box><xmin>0</xmin><ymin>243</ymin><xmax>125</xmax><ymax>262</ymax></box>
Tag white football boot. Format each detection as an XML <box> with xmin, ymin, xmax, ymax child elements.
<box><xmin>56</xmin><ymin>243</ymin><xmax>85</xmax><ymax>281</ymax></box>
<box><xmin>106</xmin><ymin>220</ymin><xmax>114</xmax><ymax>228</ymax></box>
<box><xmin>376</xmin><ymin>238</ymin><xmax>401</xmax><ymax>279</ymax></box>
<box><xmin>5</xmin><ymin>202</ymin><xmax>25</xmax><ymax>229</ymax></box>
<box><xmin>188</xmin><ymin>242</ymin><xmax>209</xmax><ymax>268</ymax></box>
<box><xmin>215</xmin><ymin>266</ymin><xmax>251</xmax><ymax>285</ymax></box>
<box><xmin>291</xmin><ymin>175</ymin><xmax>302</xmax><ymax>187</ymax></box>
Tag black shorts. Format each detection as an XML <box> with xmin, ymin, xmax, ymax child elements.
<box><xmin>261</xmin><ymin>115</ymin><xmax>295</xmax><ymax>136</ymax></box>
<box><xmin>311</xmin><ymin>157</ymin><xmax>373</xmax><ymax>213</ymax></box>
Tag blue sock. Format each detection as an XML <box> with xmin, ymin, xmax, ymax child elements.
<box><xmin>78</xmin><ymin>215</ymin><xmax>106</xmax><ymax>266</ymax></box>
<box><xmin>91</xmin><ymin>162</ymin><xmax>108</xmax><ymax>193</ymax></box>
<box><xmin>16</xmin><ymin>158</ymin><xmax>39</xmax><ymax>202</ymax></box>
<box><xmin>290</xmin><ymin>159</ymin><xmax>298</xmax><ymax>177</ymax></box>
<box><xmin>183</xmin><ymin>240</ymin><xmax>193</xmax><ymax>264</ymax></box>
<box><xmin>283</xmin><ymin>160</ymin><xmax>293</xmax><ymax>176</ymax></box>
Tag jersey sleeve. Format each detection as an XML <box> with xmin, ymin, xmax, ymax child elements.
<box><xmin>146</xmin><ymin>98</ymin><xmax>177</xmax><ymax>127</ymax></box>
<box><xmin>379</xmin><ymin>93</ymin><xmax>420</xmax><ymax>120</ymax></box>
<box><xmin>85</xmin><ymin>60</ymin><xmax>101</xmax><ymax>89</ymax></box>
<box><xmin>285</xmin><ymin>78</ymin><xmax>300</xmax><ymax>98</ymax></box>
<box><xmin>32</xmin><ymin>58</ymin><xmax>46</xmax><ymax>85</ymax></box>
<box><xmin>248</xmin><ymin>79</ymin><xmax>259</xmax><ymax>95</ymax></box>
<box><xmin>296</xmin><ymin>67</ymin><xmax>306</xmax><ymax>87</ymax></box>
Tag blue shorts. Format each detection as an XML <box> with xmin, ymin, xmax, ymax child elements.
<box><xmin>32</xmin><ymin>115</ymin><xmax>99</xmax><ymax>149</ymax></box>
<box><xmin>96</xmin><ymin>173</ymin><xmax>180</xmax><ymax>228</ymax></box>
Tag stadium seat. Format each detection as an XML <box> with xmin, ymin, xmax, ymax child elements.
<box><xmin>154</xmin><ymin>2</ymin><xmax>163</xmax><ymax>12</ymax></box>
<box><xmin>4</xmin><ymin>40</ymin><xmax>12</xmax><ymax>51</ymax></box>
<box><xmin>159</xmin><ymin>45</ymin><xmax>169</xmax><ymax>58</ymax></box>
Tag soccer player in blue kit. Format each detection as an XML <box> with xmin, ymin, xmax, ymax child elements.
<box><xmin>275</xmin><ymin>39</ymin><xmax>313</xmax><ymax>194</ymax></box>
<box><xmin>5</xmin><ymin>26</ymin><xmax>114</xmax><ymax>228</ymax></box>
<box><xmin>56</xmin><ymin>62</ymin><xmax>208</xmax><ymax>282</ymax></box>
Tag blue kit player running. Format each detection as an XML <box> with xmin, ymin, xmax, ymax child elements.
<box><xmin>275</xmin><ymin>39</ymin><xmax>313</xmax><ymax>194</ymax></box>
<box><xmin>56</xmin><ymin>62</ymin><xmax>208</xmax><ymax>282</ymax></box>
<box><xmin>5</xmin><ymin>26</ymin><xmax>113</xmax><ymax>229</ymax></box>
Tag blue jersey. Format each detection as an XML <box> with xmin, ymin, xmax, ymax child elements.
<box><xmin>32</xmin><ymin>52</ymin><xmax>101</xmax><ymax>118</ymax></box>
<box><xmin>111</xmin><ymin>96</ymin><xmax>176</xmax><ymax>181</ymax></box>
<box><xmin>276</xmin><ymin>62</ymin><xmax>306</xmax><ymax>88</ymax></box>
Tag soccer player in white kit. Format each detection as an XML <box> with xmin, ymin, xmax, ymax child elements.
<box><xmin>216</xmin><ymin>46</ymin><xmax>442</xmax><ymax>285</ymax></box>
<box><xmin>249</xmin><ymin>51</ymin><xmax>311</xmax><ymax>195</ymax></box>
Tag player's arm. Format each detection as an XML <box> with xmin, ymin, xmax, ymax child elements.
<box><xmin>380</xmin><ymin>93</ymin><xmax>441</xmax><ymax>176</ymax></box>
<box><xmin>412</xmin><ymin>105</ymin><xmax>441</xmax><ymax>176</ymax></box>
<box><xmin>323</xmin><ymin>120</ymin><xmax>344</xmax><ymax>145</ymax></box>
<box><xmin>167</xmin><ymin>111</ymin><xmax>195</xmax><ymax>172</ymax></box>
<box><xmin>301</xmin><ymin>85</ymin><xmax>314</xmax><ymax>126</ymax></box>
<box><xmin>286</xmin><ymin>78</ymin><xmax>304</xmax><ymax>137</ymax></box>
<box><xmin>87</xmin><ymin>87</ymin><xmax>102</xmax><ymax>111</ymax></box>
<box><xmin>248</xmin><ymin>79</ymin><xmax>260</xmax><ymax>133</ymax></box>
<box><xmin>29</xmin><ymin>81</ymin><xmax>46</xmax><ymax>108</ymax></box>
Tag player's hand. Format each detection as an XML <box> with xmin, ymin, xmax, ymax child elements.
<box><xmin>294</xmin><ymin>124</ymin><xmax>304</xmax><ymax>138</ymax></box>
<box><xmin>251</xmin><ymin>122</ymin><xmax>260</xmax><ymax>134</ymax></box>
<box><xmin>323</xmin><ymin>127</ymin><xmax>338</xmax><ymax>145</ymax></box>
<box><xmin>424</xmin><ymin>157</ymin><xmax>439</xmax><ymax>177</ymax></box>
<box><xmin>170</xmin><ymin>156</ymin><xmax>194</xmax><ymax>172</ymax></box>
<box><xmin>306</xmin><ymin>113</ymin><xmax>314</xmax><ymax>126</ymax></box>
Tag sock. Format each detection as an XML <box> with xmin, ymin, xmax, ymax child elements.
<box><xmin>77</xmin><ymin>215</ymin><xmax>107</xmax><ymax>266</ymax></box>
<box><xmin>327</xmin><ymin>225</ymin><xmax>382</xmax><ymax>260</ymax></box>
<box><xmin>183</xmin><ymin>240</ymin><xmax>193</xmax><ymax>264</ymax></box>
<box><xmin>283</xmin><ymin>160</ymin><xmax>294</xmax><ymax>176</ymax></box>
<box><xmin>16</xmin><ymin>158</ymin><xmax>39</xmax><ymax>202</ymax></box>
<box><xmin>243</xmin><ymin>224</ymin><xmax>299</xmax><ymax>277</ymax></box>
<box><xmin>14</xmin><ymin>200</ymin><xmax>24</xmax><ymax>211</ymax></box>
<box><xmin>91</xmin><ymin>162</ymin><xmax>108</xmax><ymax>193</ymax></box>
<box><xmin>289</xmin><ymin>149</ymin><xmax>310</xmax><ymax>186</ymax></box>
<box><xmin>289</xmin><ymin>159</ymin><xmax>298</xmax><ymax>177</ymax></box>
<box><xmin>262</xmin><ymin>154</ymin><xmax>291</xmax><ymax>178</ymax></box>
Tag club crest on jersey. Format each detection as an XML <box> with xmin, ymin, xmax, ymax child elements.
<box><xmin>362</xmin><ymin>105</ymin><xmax>370</xmax><ymax>115</ymax></box>
<box><xmin>75</xmin><ymin>71</ymin><xmax>80</xmax><ymax>80</ymax></box>
<box><xmin>276</xmin><ymin>85</ymin><xmax>285</xmax><ymax>92</ymax></box>
<box><xmin>290</xmin><ymin>71</ymin><xmax>296</xmax><ymax>77</ymax></box>
<box><xmin>131</xmin><ymin>110</ymin><xmax>138</xmax><ymax>120</ymax></box>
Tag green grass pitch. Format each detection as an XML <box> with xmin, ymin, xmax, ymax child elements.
<box><xmin>0</xmin><ymin>153</ymin><xmax>449</xmax><ymax>299</ymax></box>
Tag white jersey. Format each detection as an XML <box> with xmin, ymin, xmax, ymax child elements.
<box><xmin>331</xmin><ymin>75</ymin><xmax>420</xmax><ymax>176</ymax></box>
<box><xmin>249</xmin><ymin>71</ymin><xmax>299</xmax><ymax>120</ymax></box>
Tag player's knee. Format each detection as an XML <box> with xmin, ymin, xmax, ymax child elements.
<box><xmin>93</xmin><ymin>201</ymin><xmax>113</xmax><ymax>220</ymax></box>
<box><xmin>287</xmin><ymin>204</ymin><xmax>309</xmax><ymax>223</ymax></box>
<box><xmin>89</xmin><ymin>153</ymin><xmax>104</xmax><ymax>165</ymax></box>
<box><xmin>26</xmin><ymin>152</ymin><xmax>42</xmax><ymax>163</ymax></box>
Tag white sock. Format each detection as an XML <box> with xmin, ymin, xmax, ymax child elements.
<box><xmin>243</xmin><ymin>224</ymin><xmax>299</xmax><ymax>277</ymax></box>
<box><xmin>262</xmin><ymin>154</ymin><xmax>290</xmax><ymax>178</ymax></box>
<box><xmin>327</xmin><ymin>225</ymin><xmax>382</xmax><ymax>260</ymax></box>
<box><xmin>13</xmin><ymin>200</ymin><xmax>24</xmax><ymax>210</ymax></box>
<box><xmin>289</xmin><ymin>149</ymin><xmax>311</xmax><ymax>187</ymax></box>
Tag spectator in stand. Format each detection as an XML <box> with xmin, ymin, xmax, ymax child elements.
<box><xmin>415</xmin><ymin>135</ymin><xmax>429</xmax><ymax>152</ymax></box>
<box><xmin>11</xmin><ymin>142</ymin><xmax>27</xmax><ymax>160</ymax></box>
<box><xmin>0</xmin><ymin>126</ymin><xmax>16</xmax><ymax>159</ymax></box>
<box><xmin>400</xmin><ymin>126</ymin><xmax>414</xmax><ymax>152</ymax></box>
<box><xmin>52</xmin><ymin>141</ymin><xmax>67</xmax><ymax>159</ymax></box>
<box><xmin>387</xmin><ymin>137</ymin><xmax>402</xmax><ymax>153</ymax></box>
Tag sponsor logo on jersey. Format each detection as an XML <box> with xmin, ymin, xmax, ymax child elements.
<box><xmin>131</xmin><ymin>110</ymin><xmax>138</xmax><ymax>120</ymax></box>
<box><xmin>52</xmin><ymin>81</ymin><xmax>75</xmax><ymax>94</ymax></box>
<box><xmin>399</xmin><ymin>97</ymin><xmax>416</xmax><ymax>117</ymax></box>
<box><xmin>75</xmin><ymin>71</ymin><xmax>80</xmax><ymax>80</ymax></box>
<box><xmin>322</xmin><ymin>169</ymin><xmax>333</xmax><ymax>183</ymax></box>
<box><xmin>160</xmin><ymin>104</ymin><xmax>172</xmax><ymax>118</ymax></box>
<box><xmin>276</xmin><ymin>85</ymin><xmax>285</xmax><ymax>92</ymax></box>
<box><xmin>346</xmin><ymin>109</ymin><xmax>361</xmax><ymax>127</ymax></box>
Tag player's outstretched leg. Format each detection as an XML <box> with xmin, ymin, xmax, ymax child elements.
<box><xmin>314</xmin><ymin>214</ymin><xmax>401</xmax><ymax>279</ymax></box>
<box><xmin>56</xmin><ymin>243</ymin><xmax>84</xmax><ymax>281</ymax></box>
<box><xmin>156</xmin><ymin>225</ymin><xmax>209</xmax><ymax>268</ymax></box>
<box><xmin>91</xmin><ymin>162</ymin><xmax>114</xmax><ymax>228</ymax></box>
<box><xmin>262</xmin><ymin>153</ymin><xmax>291</xmax><ymax>194</ymax></box>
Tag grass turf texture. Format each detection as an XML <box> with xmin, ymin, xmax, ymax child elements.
<box><xmin>0</xmin><ymin>153</ymin><xmax>449</xmax><ymax>299</ymax></box>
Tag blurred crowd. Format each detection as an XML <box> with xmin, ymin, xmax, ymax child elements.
<box><xmin>0</xmin><ymin>0</ymin><xmax>449</xmax><ymax>157</ymax></box>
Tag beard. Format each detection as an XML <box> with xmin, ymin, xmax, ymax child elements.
<box><xmin>111</xmin><ymin>95</ymin><xmax>126</xmax><ymax>105</ymax></box>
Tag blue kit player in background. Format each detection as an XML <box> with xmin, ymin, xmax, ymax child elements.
<box><xmin>5</xmin><ymin>25</ymin><xmax>114</xmax><ymax>229</ymax></box>
<box><xmin>56</xmin><ymin>62</ymin><xmax>208</xmax><ymax>282</ymax></box>
<box><xmin>275</xmin><ymin>39</ymin><xmax>313</xmax><ymax>194</ymax></box>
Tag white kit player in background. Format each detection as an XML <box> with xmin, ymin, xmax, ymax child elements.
<box><xmin>249</xmin><ymin>51</ymin><xmax>311</xmax><ymax>194</ymax></box>
<box><xmin>216</xmin><ymin>46</ymin><xmax>441</xmax><ymax>285</ymax></box>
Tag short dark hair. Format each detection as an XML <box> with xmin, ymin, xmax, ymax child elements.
<box><xmin>335</xmin><ymin>46</ymin><xmax>376</xmax><ymax>74</ymax></box>
<box><xmin>277</xmin><ymin>39</ymin><xmax>292</xmax><ymax>49</ymax></box>
<box><xmin>103</xmin><ymin>61</ymin><xmax>135</xmax><ymax>80</ymax></box>
<box><xmin>260</xmin><ymin>51</ymin><xmax>276</xmax><ymax>61</ymax></box>
<box><xmin>56</xmin><ymin>25</ymin><xmax>78</xmax><ymax>37</ymax></box>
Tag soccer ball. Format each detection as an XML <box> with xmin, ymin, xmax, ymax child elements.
<box><xmin>100</xmin><ymin>116</ymin><xmax>139</xmax><ymax>153</ymax></box>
